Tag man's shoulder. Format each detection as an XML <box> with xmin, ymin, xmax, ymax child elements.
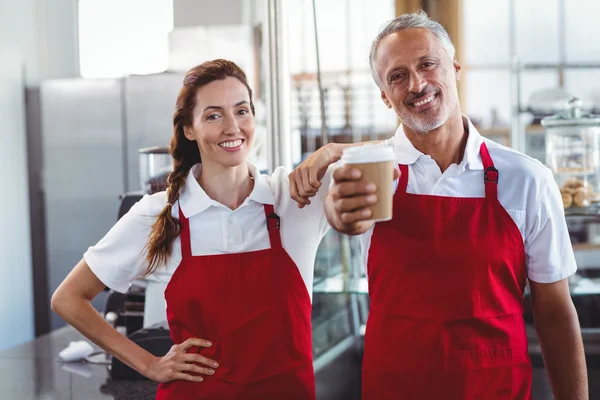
<box><xmin>483</xmin><ymin>138</ymin><xmax>553</xmax><ymax>186</ymax></box>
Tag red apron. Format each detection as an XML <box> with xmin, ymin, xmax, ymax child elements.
<box><xmin>156</xmin><ymin>204</ymin><xmax>315</xmax><ymax>400</ymax></box>
<box><xmin>363</xmin><ymin>142</ymin><xmax>532</xmax><ymax>399</ymax></box>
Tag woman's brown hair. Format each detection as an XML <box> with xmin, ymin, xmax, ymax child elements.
<box><xmin>143</xmin><ymin>59</ymin><xmax>255</xmax><ymax>275</ymax></box>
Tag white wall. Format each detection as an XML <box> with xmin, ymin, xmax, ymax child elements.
<box><xmin>0</xmin><ymin>51</ymin><xmax>35</xmax><ymax>351</ymax></box>
<box><xmin>173</xmin><ymin>0</ymin><xmax>244</xmax><ymax>27</ymax></box>
<box><xmin>36</xmin><ymin>0</ymin><xmax>79</xmax><ymax>81</ymax></box>
<box><xmin>0</xmin><ymin>0</ymin><xmax>78</xmax><ymax>85</ymax></box>
<box><xmin>0</xmin><ymin>0</ymin><xmax>78</xmax><ymax>348</ymax></box>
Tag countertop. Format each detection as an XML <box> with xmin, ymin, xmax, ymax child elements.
<box><xmin>1</xmin><ymin>326</ymin><xmax>599</xmax><ymax>400</ymax></box>
<box><xmin>0</xmin><ymin>326</ymin><xmax>157</xmax><ymax>400</ymax></box>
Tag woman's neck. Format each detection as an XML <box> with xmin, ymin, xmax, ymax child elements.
<box><xmin>197</xmin><ymin>161</ymin><xmax>254</xmax><ymax>210</ymax></box>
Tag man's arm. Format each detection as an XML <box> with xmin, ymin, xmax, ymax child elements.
<box><xmin>530</xmin><ymin>278</ymin><xmax>588</xmax><ymax>400</ymax></box>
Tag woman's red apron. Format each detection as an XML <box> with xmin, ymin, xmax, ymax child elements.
<box><xmin>156</xmin><ymin>204</ymin><xmax>315</xmax><ymax>400</ymax></box>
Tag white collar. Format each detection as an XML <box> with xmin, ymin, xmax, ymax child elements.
<box><xmin>178</xmin><ymin>162</ymin><xmax>275</xmax><ymax>218</ymax></box>
<box><xmin>392</xmin><ymin>115</ymin><xmax>485</xmax><ymax>170</ymax></box>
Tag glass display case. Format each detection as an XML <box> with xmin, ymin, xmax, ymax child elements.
<box><xmin>542</xmin><ymin>98</ymin><xmax>600</xmax><ymax>212</ymax></box>
<box><xmin>311</xmin><ymin>231</ymin><xmax>367</xmax><ymax>360</ymax></box>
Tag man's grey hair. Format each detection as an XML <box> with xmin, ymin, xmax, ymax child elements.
<box><xmin>369</xmin><ymin>10</ymin><xmax>456</xmax><ymax>87</ymax></box>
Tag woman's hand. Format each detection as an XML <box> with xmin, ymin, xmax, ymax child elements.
<box><xmin>290</xmin><ymin>143</ymin><xmax>341</xmax><ymax>208</ymax></box>
<box><xmin>145</xmin><ymin>338</ymin><xmax>218</xmax><ymax>383</ymax></box>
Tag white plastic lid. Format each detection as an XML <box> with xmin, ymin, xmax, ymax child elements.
<box><xmin>341</xmin><ymin>143</ymin><xmax>396</xmax><ymax>164</ymax></box>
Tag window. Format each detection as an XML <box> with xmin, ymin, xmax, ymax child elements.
<box><xmin>78</xmin><ymin>0</ymin><xmax>174</xmax><ymax>78</ymax></box>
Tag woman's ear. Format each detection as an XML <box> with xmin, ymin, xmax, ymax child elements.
<box><xmin>183</xmin><ymin>126</ymin><xmax>195</xmax><ymax>141</ymax></box>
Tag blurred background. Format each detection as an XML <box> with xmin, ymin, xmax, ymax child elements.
<box><xmin>1</xmin><ymin>0</ymin><xmax>600</xmax><ymax>399</ymax></box>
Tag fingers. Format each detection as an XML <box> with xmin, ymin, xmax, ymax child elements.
<box><xmin>335</xmin><ymin>194</ymin><xmax>377</xmax><ymax>215</ymax></box>
<box><xmin>328</xmin><ymin>174</ymin><xmax>378</xmax><ymax>234</ymax></box>
<box><xmin>331</xmin><ymin>180</ymin><xmax>376</xmax><ymax>200</ymax></box>
<box><xmin>183</xmin><ymin>353</ymin><xmax>219</xmax><ymax>368</ymax></box>
<box><xmin>301</xmin><ymin>167</ymin><xmax>321</xmax><ymax>194</ymax></box>
<box><xmin>180</xmin><ymin>338</ymin><xmax>212</xmax><ymax>351</ymax></box>
<box><xmin>173</xmin><ymin>372</ymin><xmax>204</xmax><ymax>383</ymax></box>
<box><xmin>339</xmin><ymin>208</ymin><xmax>373</xmax><ymax>225</ymax></box>
<box><xmin>289</xmin><ymin>175</ymin><xmax>311</xmax><ymax>208</ymax></box>
<box><xmin>179</xmin><ymin>362</ymin><xmax>216</xmax><ymax>376</ymax></box>
<box><xmin>332</xmin><ymin>164</ymin><xmax>362</xmax><ymax>182</ymax></box>
<box><xmin>393</xmin><ymin>165</ymin><xmax>401</xmax><ymax>180</ymax></box>
<box><xmin>295</xmin><ymin>168</ymin><xmax>319</xmax><ymax>198</ymax></box>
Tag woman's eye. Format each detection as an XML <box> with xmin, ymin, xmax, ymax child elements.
<box><xmin>207</xmin><ymin>114</ymin><xmax>219</xmax><ymax>121</ymax></box>
<box><xmin>423</xmin><ymin>62</ymin><xmax>435</xmax><ymax>68</ymax></box>
<box><xmin>237</xmin><ymin>109</ymin><xmax>248</xmax><ymax>115</ymax></box>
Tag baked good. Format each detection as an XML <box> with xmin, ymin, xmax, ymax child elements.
<box><xmin>573</xmin><ymin>188</ymin><xmax>591</xmax><ymax>208</ymax></box>
<box><xmin>561</xmin><ymin>191</ymin><xmax>573</xmax><ymax>208</ymax></box>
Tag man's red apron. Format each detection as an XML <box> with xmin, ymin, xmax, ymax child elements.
<box><xmin>156</xmin><ymin>204</ymin><xmax>315</xmax><ymax>400</ymax></box>
<box><xmin>363</xmin><ymin>142</ymin><xmax>532</xmax><ymax>399</ymax></box>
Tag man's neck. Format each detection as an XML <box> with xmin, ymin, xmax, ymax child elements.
<box><xmin>403</xmin><ymin>112</ymin><xmax>468</xmax><ymax>173</ymax></box>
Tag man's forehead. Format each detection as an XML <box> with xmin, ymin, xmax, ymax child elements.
<box><xmin>377</xmin><ymin>30</ymin><xmax>441</xmax><ymax>71</ymax></box>
<box><xmin>380</xmin><ymin>29</ymin><xmax>438</xmax><ymax>57</ymax></box>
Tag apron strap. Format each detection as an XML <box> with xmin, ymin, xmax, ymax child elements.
<box><xmin>178</xmin><ymin>205</ymin><xmax>193</xmax><ymax>258</ymax></box>
<box><xmin>479</xmin><ymin>142</ymin><xmax>498</xmax><ymax>201</ymax></box>
<box><xmin>398</xmin><ymin>164</ymin><xmax>409</xmax><ymax>194</ymax></box>
<box><xmin>264</xmin><ymin>204</ymin><xmax>283</xmax><ymax>250</ymax></box>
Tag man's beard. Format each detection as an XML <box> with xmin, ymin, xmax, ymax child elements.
<box><xmin>400</xmin><ymin>109</ymin><xmax>446</xmax><ymax>134</ymax></box>
<box><xmin>397</xmin><ymin>88</ymin><xmax>451</xmax><ymax>134</ymax></box>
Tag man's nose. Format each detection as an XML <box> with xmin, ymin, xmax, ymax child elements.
<box><xmin>408</xmin><ymin>72</ymin><xmax>426</xmax><ymax>94</ymax></box>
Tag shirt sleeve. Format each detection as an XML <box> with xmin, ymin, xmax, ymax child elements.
<box><xmin>524</xmin><ymin>169</ymin><xmax>577</xmax><ymax>283</ymax></box>
<box><xmin>271</xmin><ymin>166</ymin><xmax>331</xmax><ymax>239</ymax></box>
<box><xmin>311</xmin><ymin>164</ymin><xmax>334</xmax><ymax>237</ymax></box>
<box><xmin>83</xmin><ymin>193</ymin><xmax>167</xmax><ymax>293</ymax></box>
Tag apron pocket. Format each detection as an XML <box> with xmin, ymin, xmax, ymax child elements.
<box><xmin>443</xmin><ymin>347</ymin><xmax>514</xmax><ymax>399</ymax></box>
<box><xmin>372</xmin><ymin>346</ymin><xmax>515</xmax><ymax>399</ymax></box>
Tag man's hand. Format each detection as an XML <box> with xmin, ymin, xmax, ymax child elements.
<box><xmin>325</xmin><ymin>164</ymin><xmax>400</xmax><ymax>235</ymax></box>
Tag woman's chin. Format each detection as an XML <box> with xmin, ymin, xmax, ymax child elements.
<box><xmin>217</xmin><ymin>155</ymin><xmax>248</xmax><ymax>169</ymax></box>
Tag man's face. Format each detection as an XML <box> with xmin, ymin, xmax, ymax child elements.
<box><xmin>375</xmin><ymin>28</ymin><xmax>461</xmax><ymax>134</ymax></box>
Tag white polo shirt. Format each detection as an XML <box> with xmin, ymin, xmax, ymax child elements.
<box><xmin>360</xmin><ymin>117</ymin><xmax>577</xmax><ymax>284</ymax></box>
<box><xmin>84</xmin><ymin>163</ymin><xmax>331</xmax><ymax>300</ymax></box>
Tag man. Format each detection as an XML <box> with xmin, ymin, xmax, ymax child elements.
<box><xmin>324</xmin><ymin>11</ymin><xmax>588</xmax><ymax>400</ymax></box>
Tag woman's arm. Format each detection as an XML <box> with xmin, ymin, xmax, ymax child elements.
<box><xmin>289</xmin><ymin>141</ymin><xmax>381</xmax><ymax>207</ymax></box>
<box><xmin>51</xmin><ymin>258</ymin><xmax>217</xmax><ymax>383</ymax></box>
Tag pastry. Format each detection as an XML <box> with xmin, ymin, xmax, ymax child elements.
<box><xmin>573</xmin><ymin>188</ymin><xmax>591</xmax><ymax>208</ymax></box>
<box><xmin>561</xmin><ymin>191</ymin><xmax>573</xmax><ymax>208</ymax></box>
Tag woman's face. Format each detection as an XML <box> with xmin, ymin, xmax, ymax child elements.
<box><xmin>185</xmin><ymin>77</ymin><xmax>255</xmax><ymax>169</ymax></box>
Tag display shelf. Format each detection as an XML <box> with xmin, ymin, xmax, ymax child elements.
<box><xmin>565</xmin><ymin>204</ymin><xmax>600</xmax><ymax>219</ymax></box>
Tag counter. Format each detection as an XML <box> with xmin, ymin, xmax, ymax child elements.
<box><xmin>1</xmin><ymin>324</ymin><xmax>599</xmax><ymax>399</ymax></box>
<box><xmin>0</xmin><ymin>326</ymin><xmax>156</xmax><ymax>399</ymax></box>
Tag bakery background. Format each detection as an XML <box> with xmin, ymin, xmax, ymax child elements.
<box><xmin>1</xmin><ymin>0</ymin><xmax>600</xmax><ymax>399</ymax></box>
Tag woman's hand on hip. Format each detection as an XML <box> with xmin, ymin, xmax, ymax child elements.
<box><xmin>145</xmin><ymin>338</ymin><xmax>218</xmax><ymax>383</ymax></box>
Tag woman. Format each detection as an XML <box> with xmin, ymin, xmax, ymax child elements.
<box><xmin>51</xmin><ymin>59</ymin><xmax>350</xmax><ymax>400</ymax></box>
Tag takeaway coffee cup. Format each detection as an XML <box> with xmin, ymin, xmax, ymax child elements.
<box><xmin>341</xmin><ymin>144</ymin><xmax>396</xmax><ymax>222</ymax></box>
